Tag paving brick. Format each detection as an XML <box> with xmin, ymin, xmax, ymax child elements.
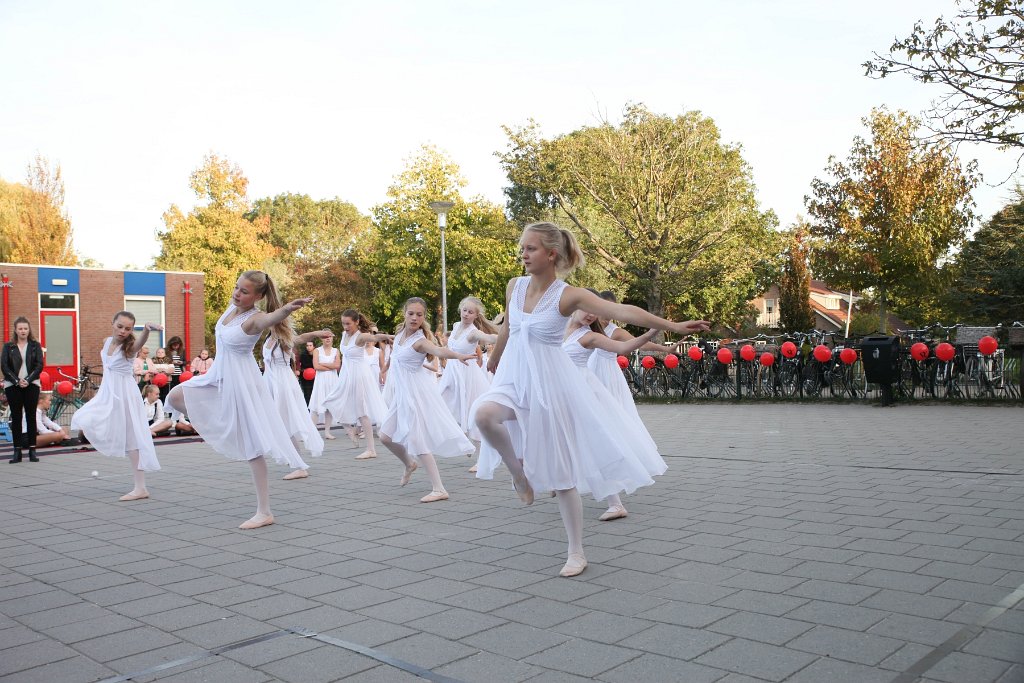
<box><xmin>619</xmin><ymin>623</ymin><xmax>730</xmax><ymax>659</ymax></box>
<box><xmin>714</xmin><ymin>590</ymin><xmax>809</xmax><ymax>617</ymax></box>
<box><xmin>463</xmin><ymin>621</ymin><xmax>570</xmax><ymax>659</ymax></box>
<box><xmin>788</xmin><ymin>624</ymin><xmax>904</xmax><ymax>665</ymax></box>
<box><xmin>695</xmin><ymin>638</ymin><xmax>818</xmax><ymax>681</ymax></box>
<box><xmin>927</xmin><ymin>651</ymin><xmax>1013</xmax><ymax>683</ymax></box>
<box><xmin>523</xmin><ymin>638</ymin><xmax>641</xmax><ymax>678</ymax></box>
<box><xmin>785</xmin><ymin>658</ymin><xmax>894</xmax><ymax>683</ymax></box>
<box><xmin>258</xmin><ymin>644</ymin><xmax>377</xmax><ymax>683</ymax></box>
<box><xmin>708</xmin><ymin>612</ymin><xmax>814</xmax><ymax>646</ymax></box>
<box><xmin>965</xmin><ymin>629</ymin><xmax>1024</xmax><ymax>663</ymax></box>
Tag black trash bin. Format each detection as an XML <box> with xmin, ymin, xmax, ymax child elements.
<box><xmin>861</xmin><ymin>335</ymin><xmax>900</xmax><ymax>404</ymax></box>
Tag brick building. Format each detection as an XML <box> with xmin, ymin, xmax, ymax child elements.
<box><xmin>0</xmin><ymin>264</ymin><xmax>204</xmax><ymax>382</ymax></box>
<box><xmin>751</xmin><ymin>280</ymin><xmax>857</xmax><ymax>332</ymax></box>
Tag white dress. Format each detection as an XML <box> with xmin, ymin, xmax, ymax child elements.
<box><xmin>179</xmin><ymin>306</ymin><xmax>308</xmax><ymax>469</ymax></box>
<box><xmin>587</xmin><ymin>323</ymin><xmax>643</xmax><ymax>421</ymax></box>
<box><xmin>71</xmin><ymin>338</ymin><xmax>160</xmax><ymax>471</ymax></box>
<box><xmin>437</xmin><ymin>322</ymin><xmax>491</xmax><ymax>441</ymax></box>
<box><xmin>563</xmin><ymin>326</ymin><xmax>666</xmax><ymax>477</ymax></box>
<box><xmin>262</xmin><ymin>337</ymin><xmax>324</xmax><ymax>459</ymax></box>
<box><xmin>366</xmin><ymin>344</ymin><xmax>383</xmax><ymax>391</ymax></box>
<box><xmin>307</xmin><ymin>346</ymin><xmax>340</xmax><ymax>417</ymax></box>
<box><xmin>379</xmin><ymin>329</ymin><xmax>474</xmax><ymax>459</ymax></box>
<box><xmin>471</xmin><ymin>277</ymin><xmax>655</xmax><ymax>499</ymax></box>
<box><xmin>321</xmin><ymin>332</ymin><xmax>388</xmax><ymax>425</ymax></box>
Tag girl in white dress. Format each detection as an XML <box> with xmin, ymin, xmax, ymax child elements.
<box><xmin>166</xmin><ymin>270</ymin><xmax>312</xmax><ymax>530</ymax></box>
<box><xmin>379</xmin><ymin>297</ymin><xmax>477</xmax><ymax>502</ymax></box>
<box><xmin>71</xmin><ymin>312</ymin><xmax>163</xmax><ymax>501</ymax></box>
<box><xmin>262</xmin><ymin>327</ymin><xmax>332</xmax><ymax>481</ymax></box>
<box><xmin>472</xmin><ymin>223</ymin><xmax>709</xmax><ymax>577</ymax></box>
<box><xmin>307</xmin><ymin>333</ymin><xmax>341</xmax><ymax>439</ymax></box>
<box><xmin>564</xmin><ymin>304</ymin><xmax>667</xmax><ymax>521</ymax></box>
<box><xmin>321</xmin><ymin>309</ymin><xmax>390</xmax><ymax>460</ymax></box>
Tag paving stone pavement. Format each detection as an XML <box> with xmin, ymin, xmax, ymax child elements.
<box><xmin>1</xmin><ymin>403</ymin><xmax>1022</xmax><ymax>683</ymax></box>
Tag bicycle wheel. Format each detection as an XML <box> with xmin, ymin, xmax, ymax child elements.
<box><xmin>778</xmin><ymin>362</ymin><xmax>800</xmax><ymax>397</ymax></box>
<box><xmin>801</xmin><ymin>362</ymin><xmax>823</xmax><ymax>397</ymax></box>
<box><xmin>849</xmin><ymin>360</ymin><xmax>868</xmax><ymax>399</ymax></box>
<box><xmin>706</xmin><ymin>364</ymin><xmax>730</xmax><ymax>398</ymax></box>
<box><xmin>963</xmin><ymin>356</ymin><xmax>983</xmax><ymax>399</ymax></box>
<box><xmin>827</xmin><ymin>365</ymin><xmax>850</xmax><ymax>399</ymax></box>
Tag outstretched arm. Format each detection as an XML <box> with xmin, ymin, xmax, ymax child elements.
<box><xmin>561</xmin><ymin>287</ymin><xmax>710</xmax><ymax>337</ymax></box>
<box><xmin>352</xmin><ymin>332</ymin><xmax>394</xmax><ymax>347</ymax></box>
<box><xmin>581</xmin><ymin>328</ymin><xmax>659</xmax><ymax>355</ymax></box>
<box><xmin>413</xmin><ymin>338</ymin><xmax>476</xmax><ymax>363</ymax></box>
<box><xmin>130</xmin><ymin>323</ymin><xmax>163</xmax><ymax>356</ymax></box>
<box><xmin>241</xmin><ymin>297</ymin><xmax>313</xmax><ymax>336</ymax></box>
<box><xmin>466</xmin><ymin>328</ymin><xmax>499</xmax><ymax>346</ymax></box>
<box><xmin>610</xmin><ymin>327</ymin><xmax>679</xmax><ymax>354</ymax></box>
<box><xmin>294</xmin><ymin>329</ymin><xmax>332</xmax><ymax>345</ymax></box>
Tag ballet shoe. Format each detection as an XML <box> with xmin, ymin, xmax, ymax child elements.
<box><xmin>559</xmin><ymin>553</ymin><xmax>588</xmax><ymax>578</ymax></box>
<box><xmin>282</xmin><ymin>469</ymin><xmax>309</xmax><ymax>480</ymax></box>
<box><xmin>346</xmin><ymin>432</ymin><xmax>360</xmax><ymax>448</ymax></box>
<box><xmin>400</xmin><ymin>462</ymin><xmax>418</xmax><ymax>486</ymax></box>
<box><xmin>354</xmin><ymin>451</ymin><xmax>377</xmax><ymax>460</ymax></box>
<box><xmin>118</xmin><ymin>491</ymin><xmax>149</xmax><ymax>501</ymax></box>
<box><xmin>468</xmin><ymin>465</ymin><xmax>478</xmax><ymax>473</ymax></box>
<box><xmin>239</xmin><ymin>514</ymin><xmax>274</xmax><ymax>530</ymax></box>
<box><xmin>419</xmin><ymin>490</ymin><xmax>449</xmax><ymax>503</ymax></box>
<box><xmin>598</xmin><ymin>506</ymin><xmax>628</xmax><ymax>521</ymax></box>
<box><xmin>512</xmin><ymin>475</ymin><xmax>534</xmax><ymax>506</ymax></box>
<box><xmin>324</xmin><ymin>432</ymin><xmax>336</xmax><ymax>440</ymax></box>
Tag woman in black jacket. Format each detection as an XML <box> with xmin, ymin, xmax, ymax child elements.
<box><xmin>2</xmin><ymin>317</ymin><xmax>45</xmax><ymax>463</ymax></box>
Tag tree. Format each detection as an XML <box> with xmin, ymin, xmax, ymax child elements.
<box><xmin>361</xmin><ymin>146</ymin><xmax>521</xmax><ymax>331</ymax></box>
<box><xmin>805</xmin><ymin>108</ymin><xmax>978</xmax><ymax>329</ymax></box>
<box><xmin>0</xmin><ymin>155</ymin><xmax>75</xmax><ymax>265</ymax></box>
<box><xmin>949</xmin><ymin>187</ymin><xmax>1024</xmax><ymax>322</ymax></box>
<box><xmin>778</xmin><ymin>224</ymin><xmax>816</xmax><ymax>332</ymax></box>
<box><xmin>500</xmin><ymin>104</ymin><xmax>782</xmax><ymax>329</ymax></box>
<box><xmin>865</xmin><ymin>0</ymin><xmax>1024</xmax><ymax>156</ymax></box>
<box><xmin>155</xmin><ymin>154</ymin><xmax>273</xmax><ymax>338</ymax></box>
<box><xmin>246</xmin><ymin>193</ymin><xmax>372</xmax><ymax>266</ymax></box>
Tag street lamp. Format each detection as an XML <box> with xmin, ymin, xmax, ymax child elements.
<box><xmin>428</xmin><ymin>201</ymin><xmax>454</xmax><ymax>333</ymax></box>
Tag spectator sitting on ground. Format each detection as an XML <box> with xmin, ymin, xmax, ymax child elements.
<box><xmin>142</xmin><ymin>384</ymin><xmax>172</xmax><ymax>436</ymax></box>
<box><xmin>22</xmin><ymin>392</ymin><xmax>70</xmax><ymax>447</ymax></box>
<box><xmin>168</xmin><ymin>406</ymin><xmax>196</xmax><ymax>436</ymax></box>
<box><xmin>190</xmin><ymin>348</ymin><xmax>213</xmax><ymax>375</ymax></box>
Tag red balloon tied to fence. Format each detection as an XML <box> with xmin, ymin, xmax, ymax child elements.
<box><xmin>57</xmin><ymin>380</ymin><xmax>74</xmax><ymax>396</ymax></box>
<box><xmin>716</xmin><ymin>348</ymin><xmax>733</xmax><ymax>364</ymax></box>
<box><xmin>839</xmin><ymin>348</ymin><xmax>857</xmax><ymax>365</ymax></box>
<box><xmin>179</xmin><ymin>371</ymin><xmax>194</xmax><ymax>382</ymax></box>
<box><xmin>152</xmin><ymin>372</ymin><xmax>169</xmax><ymax>387</ymax></box>
<box><xmin>935</xmin><ymin>342</ymin><xmax>955</xmax><ymax>362</ymax></box>
<box><xmin>740</xmin><ymin>345</ymin><xmax>756</xmax><ymax>362</ymax></box>
<box><xmin>39</xmin><ymin>371</ymin><xmax>51</xmax><ymax>390</ymax></box>
<box><xmin>760</xmin><ymin>352</ymin><xmax>775</xmax><ymax>367</ymax></box>
<box><xmin>781</xmin><ymin>341</ymin><xmax>798</xmax><ymax>358</ymax></box>
<box><xmin>641</xmin><ymin>355</ymin><xmax>656</xmax><ymax>369</ymax></box>
<box><xmin>910</xmin><ymin>342</ymin><xmax>929</xmax><ymax>361</ymax></box>
<box><xmin>978</xmin><ymin>336</ymin><xmax>998</xmax><ymax>356</ymax></box>
<box><xmin>303</xmin><ymin>367</ymin><xmax>316</xmax><ymax>380</ymax></box>
<box><xmin>813</xmin><ymin>345</ymin><xmax>832</xmax><ymax>363</ymax></box>
<box><xmin>687</xmin><ymin>346</ymin><xmax>703</xmax><ymax>361</ymax></box>
<box><xmin>664</xmin><ymin>354</ymin><xmax>679</xmax><ymax>369</ymax></box>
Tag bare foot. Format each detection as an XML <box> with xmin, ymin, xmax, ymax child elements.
<box><xmin>468</xmin><ymin>465</ymin><xmax>478</xmax><ymax>473</ymax></box>
<box><xmin>239</xmin><ymin>513</ymin><xmax>274</xmax><ymax>530</ymax></box>
<box><xmin>283</xmin><ymin>469</ymin><xmax>309</xmax><ymax>480</ymax></box>
<box><xmin>400</xmin><ymin>462</ymin><xmax>418</xmax><ymax>486</ymax></box>
<box><xmin>324</xmin><ymin>432</ymin><xmax>336</xmax><ymax>440</ymax></box>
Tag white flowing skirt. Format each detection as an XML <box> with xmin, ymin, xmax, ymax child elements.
<box><xmin>308</xmin><ymin>367</ymin><xmax>340</xmax><ymax>416</ymax></box>
<box><xmin>437</xmin><ymin>358</ymin><xmax>491</xmax><ymax>441</ymax></box>
<box><xmin>263</xmin><ymin>363</ymin><xmax>324</xmax><ymax>458</ymax></box>
<box><xmin>380</xmin><ymin>365</ymin><xmax>474</xmax><ymax>460</ymax></box>
<box><xmin>321</xmin><ymin>361</ymin><xmax>387</xmax><ymax>425</ymax></box>
<box><xmin>71</xmin><ymin>373</ymin><xmax>160</xmax><ymax>471</ymax></box>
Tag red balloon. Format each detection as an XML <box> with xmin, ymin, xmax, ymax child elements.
<box><xmin>840</xmin><ymin>348</ymin><xmax>857</xmax><ymax>365</ymax></box>
<box><xmin>813</xmin><ymin>345</ymin><xmax>832</xmax><ymax>363</ymax></box>
<box><xmin>935</xmin><ymin>342</ymin><xmax>955</xmax><ymax>362</ymax></box>
<box><xmin>781</xmin><ymin>341</ymin><xmax>798</xmax><ymax>358</ymax></box>
<box><xmin>910</xmin><ymin>342</ymin><xmax>930</xmax><ymax>361</ymax></box>
<box><xmin>716</xmin><ymin>348</ymin><xmax>733</xmax><ymax>364</ymax></box>
<box><xmin>179</xmin><ymin>371</ymin><xmax>194</xmax><ymax>382</ymax></box>
<box><xmin>641</xmin><ymin>355</ymin><xmax>656</xmax><ymax>369</ymax></box>
<box><xmin>979</xmin><ymin>336</ymin><xmax>998</xmax><ymax>356</ymax></box>
<box><xmin>759</xmin><ymin>352</ymin><xmax>775</xmax><ymax>367</ymax></box>
<box><xmin>740</xmin><ymin>345</ymin><xmax>756</xmax><ymax>362</ymax></box>
<box><xmin>664</xmin><ymin>354</ymin><xmax>679</xmax><ymax>369</ymax></box>
<box><xmin>39</xmin><ymin>371</ymin><xmax>51</xmax><ymax>390</ymax></box>
<box><xmin>302</xmin><ymin>367</ymin><xmax>316</xmax><ymax>380</ymax></box>
<box><xmin>687</xmin><ymin>346</ymin><xmax>703</xmax><ymax>361</ymax></box>
<box><xmin>152</xmin><ymin>372</ymin><xmax>169</xmax><ymax>387</ymax></box>
<box><xmin>57</xmin><ymin>380</ymin><xmax>74</xmax><ymax>396</ymax></box>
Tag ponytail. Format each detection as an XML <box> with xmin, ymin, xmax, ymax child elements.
<box><xmin>241</xmin><ymin>270</ymin><xmax>294</xmax><ymax>352</ymax></box>
<box><xmin>341</xmin><ymin>308</ymin><xmax>374</xmax><ymax>334</ymax></box>
<box><xmin>520</xmin><ymin>222</ymin><xmax>585</xmax><ymax>276</ymax></box>
<box><xmin>113</xmin><ymin>311</ymin><xmax>137</xmax><ymax>358</ymax></box>
<box><xmin>458</xmin><ymin>296</ymin><xmax>498</xmax><ymax>336</ymax></box>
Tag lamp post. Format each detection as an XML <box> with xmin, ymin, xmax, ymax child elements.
<box><xmin>428</xmin><ymin>201</ymin><xmax>454</xmax><ymax>333</ymax></box>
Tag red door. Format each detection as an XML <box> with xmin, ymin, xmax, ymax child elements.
<box><xmin>40</xmin><ymin>310</ymin><xmax>78</xmax><ymax>385</ymax></box>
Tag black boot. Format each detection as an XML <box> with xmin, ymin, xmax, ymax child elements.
<box><xmin>9</xmin><ymin>448</ymin><xmax>22</xmax><ymax>464</ymax></box>
<box><xmin>28</xmin><ymin>447</ymin><xmax>38</xmax><ymax>463</ymax></box>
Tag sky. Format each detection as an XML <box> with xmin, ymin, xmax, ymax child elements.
<box><xmin>1</xmin><ymin>0</ymin><xmax>1019</xmax><ymax>270</ymax></box>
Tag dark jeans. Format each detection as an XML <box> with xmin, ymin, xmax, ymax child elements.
<box><xmin>5</xmin><ymin>384</ymin><xmax>40</xmax><ymax>448</ymax></box>
<box><xmin>300</xmin><ymin>379</ymin><xmax>314</xmax><ymax>405</ymax></box>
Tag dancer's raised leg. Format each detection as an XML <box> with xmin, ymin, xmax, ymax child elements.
<box><xmin>240</xmin><ymin>456</ymin><xmax>274</xmax><ymax>529</ymax></box>
<box><xmin>475</xmin><ymin>401</ymin><xmax>532</xmax><ymax>504</ymax></box>
<box><xmin>600</xmin><ymin>493</ymin><xmax>628</xmax><ymax>521</ymax></box>
<box><xmin>380</xmin><ymin>433</ymin><xmax>418</xmax><ymax>486</ymax></box>
<box><xmin>555</xmin><ymin>488</ymin><xmax>586</xmax><ymax>576</ymax></box>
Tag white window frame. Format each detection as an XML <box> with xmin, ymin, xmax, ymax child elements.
<box><xmin>123</xmin><ymin>295</ymin><xmax>165</xmax><ymax>352</ymax></box>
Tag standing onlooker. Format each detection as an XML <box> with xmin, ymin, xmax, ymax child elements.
<box><xmin>166</xmin><ymin>336</ymin><xmax>185</xmax><ymax>390</ymax></box>
<box><xmin>190</xmin><ymin>348</ymin><xmax>213</xmax><ymax>375</ymax></box>
<box><xmin>133</xmin><ymin>346</ymin><xmax>153</xmax><ymax>389</ymax></box>
<box><xmin>2</xmin><ymin>317</ymin><xmax>44</xmax><ymax>463</ymax></box>
<box><xmin>152</xmin><ymin>347</ymin><xmax>173</xmax><ymax>403</ymax></box>
<box><xmin>296</xmin><ymin>340</ymin><xmax>315</xmax><ymax>405</ymax></box>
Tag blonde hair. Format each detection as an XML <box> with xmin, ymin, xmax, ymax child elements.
<box><xmin>458</xmin><ymin>296</ymin><xmax>498</xmax><ymax>335</ymax></box>
<box><xmin>142</xmin><ymin>383</ymin><xmax>159</xmax><ymax>399</ymax></box>
<box><xmin>520</xmin><ymin>222</ymin><xmax>585</xmax><ymax>276</ymax></box>
<box><xmin>240</xmin><ymin>270</ymin><xmax>293</xmax><ymax>351</ymax></box>
<box><xmin>396</xmin><ymin>297</ymin><xmax>437</xmax><ymax>360</ymax></box>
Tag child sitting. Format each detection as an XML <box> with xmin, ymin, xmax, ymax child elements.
<box><xmin>22</xmin><ymin>392</ymin><xmax>71</xmax><ymax>447</ymax></box>
<box><xmin>142</xmin><ymin>384</ymin><xmax>172</xmax><ymax>436</ymax></box>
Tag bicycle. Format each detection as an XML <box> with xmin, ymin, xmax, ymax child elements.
<box><xmin>48</xmin><ymin>365</ymin><xmax>103</xmax><ymax>422</ymax></box>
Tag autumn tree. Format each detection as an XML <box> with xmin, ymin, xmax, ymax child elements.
<box><xmin>500</xmin><ymin>104</ymin><xmax>782</xmax><ymax>329</ymax></box>
<box><xmin>866</xmin><ymin>0</ymin><xmax>1024</xmax><ymax>156</ymax></box>
<box><xmin>361</xmin><ymin>146</ymin><xmax>521</xmax><ymax>331</ymax></box>
<box><xmin>0</xmin><ymin>155</ymin><xmax>75</xmax><ymax>265</ymax></box>
<box><xmin>805</xmin><ymin>108</ymin><xmax>977</xmax><ymax>329</ymax></box>
<box><xmin>778</xmin><ymin>224</ymin><xmax>816</xmax><ymax>332</ymax></box>
<box><xmin>949</xmin><ymin>187</ymin><xmax>1024</xmax><ymax>322</ymax></box>
<box><xmin>155</xmin><ymin>154</ymin><xmax>273</xmax><ymax>337</ymax></box>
